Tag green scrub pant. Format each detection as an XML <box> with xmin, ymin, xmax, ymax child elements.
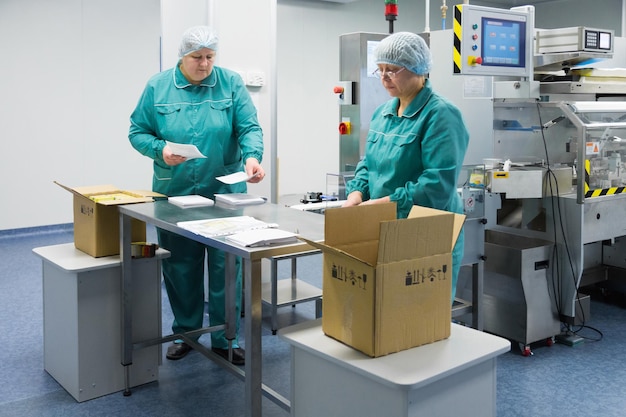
<box><xmin>451</xmin><ymin>228</ymin><xmax>464</xmax><ymax>304</ymax></box>
<box><xmin>158</xmin><ymin>228</ymin><xmax>242</xmax><ymax>350</ymax></box>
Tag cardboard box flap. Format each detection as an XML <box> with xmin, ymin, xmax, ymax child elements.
<box><xmin>408</xmin><ymin>205</ymin><xmax>466</xmax><ymax>252</ymax></box>
<box><xmin>324</xmin><ymin>203</ymin><xmax>396</xmax><ymax>247</ymax></box>
<box><xmin>378</xmin><ymin>214</ymin><xmax>453</xmax><ymax>263</ymax></box>
<box><xmin>55</xmin><ymin>181</ymin><xmax>154</xmax><ymax>205</ymax></box>
<box><xmin>302</xmin><ymin>238</ymin><xmax>379</xmax><ymax>266</ymax></box>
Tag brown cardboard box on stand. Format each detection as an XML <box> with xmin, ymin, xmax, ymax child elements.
<box><xmin>304</xmin><ymin>202</ymin><xmax>465</xmax><ymax>357</ymax></box>
<box><xmin>55</xmin><ymin>181</ymin><xmax>163</xmax><ymax>257</ymax></box>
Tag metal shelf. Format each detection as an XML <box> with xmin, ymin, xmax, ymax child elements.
<box><xmin>262</xmin><ymin>279</ymin><xmax>322</xmax><ymax>307</ymax></box>
<box><xmin>264</xmin><ymin>251</ymin><xmax>322</xmax><ymax>334</ymax></box>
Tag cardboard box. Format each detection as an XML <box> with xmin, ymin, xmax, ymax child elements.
<box><xmin>55</xmin><ymin>181</ymin><xmax>161</xmax><ymax>257</ymax></box>
<box><xmin>305</xmin><ymin>203</ymin><xmax>464</xmax><ymax>357</ymax></box>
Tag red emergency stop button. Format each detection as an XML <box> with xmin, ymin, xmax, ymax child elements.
<box><xmin>339</xmin><ymin>121</ymin><xmax>351</xmax><ymax>135</ymax></box>
<box><xmin>333</xmin><ymin>86</ymin><xmax>345</xmax><ymax>94</ymax></box>
<box><xmin>468</xmin><ymin>56</ymin><xmax>483</xmax><ymax>66</ymax></box>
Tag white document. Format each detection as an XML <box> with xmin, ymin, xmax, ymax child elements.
<box><xmin>177</xmin><ymin>216</ymin><xmax>277</xmax><ymax>238</ymax></box>
<box><xmin>216</xmin><ymin>171</ymin><xmax>259</xmax><ymax>184</ymax></box>
<box><xmin>166</xmin><ymin>141</ymin><xmax>207</xmax><ymax>160</ymax></box>
<box><xmin>225</xmin><ymin>228</ymin><xmax>299</xmax><ymax>247</ymax></box>
<box><xmin>168</xmin><ymin>195</ymin><xmax>214</xmax><ymax>208</ymax></box>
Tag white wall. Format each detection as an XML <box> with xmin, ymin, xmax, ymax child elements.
<box><xmin>0</xmin><ymin>0</ymin><xmax>160</xmax><ymax>230</ymax></box>
<box><xmin>212</xmin><ymin>0</ymin><xmax>275</xmax><ymax>201</ymax></box>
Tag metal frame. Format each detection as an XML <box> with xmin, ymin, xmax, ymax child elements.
<box><xmin>119</xmin><ymin>201</ymin><xmax>325</xmax><ymax>417</ymax></box>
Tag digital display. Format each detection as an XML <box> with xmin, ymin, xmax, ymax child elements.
<box><xmin>481</xmin><ymin>17</ymin><xmax>526</xmax><ymax>68</ymax></box>
<box><xmin>598</xmin><ymin>32</ymin><xmax>611</xmax><ymax>50</ymax></box>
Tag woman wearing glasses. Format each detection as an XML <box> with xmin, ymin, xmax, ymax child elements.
<box><xmin>342</xmin><ymin>31</ymin><xmax>469</xmax><ymax>302</ymax></box>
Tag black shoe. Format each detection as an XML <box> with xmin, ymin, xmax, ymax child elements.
<box><xmin>212</xmin><ymin>347</ymin><xmax>245</xmax><ymax>366</ymax></box>
<box><xmin>166</xmin><ymin>342</ymin><xmax>192</xmax><ymax>360</ymax></box>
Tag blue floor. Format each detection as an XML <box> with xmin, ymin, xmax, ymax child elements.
<box><xmin>1</xmin><ymin>225</ymin><xmax>626</xmax><ymax>416</ymax></box>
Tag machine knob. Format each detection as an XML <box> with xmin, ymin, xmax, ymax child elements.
<box><xmin>339</xmin><ymin>121</ymin><xmax>351</xmax><ymax>135</ymax></box>
<box><xmin>333</xmin><ymin>86</ymin><xmax>345</xmax><ymax>94</ymax></box>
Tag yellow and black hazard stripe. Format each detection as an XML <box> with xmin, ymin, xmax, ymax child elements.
<box><xmin>453</xmin><ymin>5</ymin><xmax>463</xmax><ymax>74</ymax></box>
<box><xmin>585</xmin><ymin>159</ymin><xmax>626</xmax><ymax>198</ymax></box>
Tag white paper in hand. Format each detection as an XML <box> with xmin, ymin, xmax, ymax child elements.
<box><xmin>166</xmin><ymin>141</ymin><xmax>207</xmax><ymax>160</ymax></box>
<box><xmin>216</xmin><ymin>171</ymin><xmax>259</xmax><ymax>184</ymax></box>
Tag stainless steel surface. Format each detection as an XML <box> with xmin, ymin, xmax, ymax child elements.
<box><xmin>534</xmin><ymin>51</ymin><xmax>611</xmax><ymax>72</ymax></box>
<box><xmin>604</xmin><ymin>236</ymin><xmax>626</xmax><ymax>269</ymax></box>
<box><xmin>119</xmin><ymin>201</ymin><xmax>325</xmax><ymax>417</ymax></box>
<box><xmin>456</xmin><ymin>165</ymin><xmax>487</xmax><ymax>330</ymax></box>
<box><xmin>488</xmin><ymin>169</ymin><xmax>544</xmax><ymax>199</ymax></box>
<box><xmin>482</xmin><ymin>230</ymin><xmax>560</xmax><ymax>348</ymax></box>
<box><xmin>338</xmin><ymin>32</ymin><xmax>387</xmax><ymax>172</ymax></box>
<box><xmin>539</xmin><ymin>80</ymin><xmax>626</xmax><ymax>95</ymax></box>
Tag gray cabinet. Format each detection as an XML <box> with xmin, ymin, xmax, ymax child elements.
<box><xmin>34</xmin><ymin>243</ymin><xmax>168</xmax><ymax>402</ymax></box>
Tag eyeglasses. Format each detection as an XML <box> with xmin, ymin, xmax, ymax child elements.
<box><xmin>373</xmin><ymin>67</ymin><xmax>406</xmax><ymax>79</ymax></box>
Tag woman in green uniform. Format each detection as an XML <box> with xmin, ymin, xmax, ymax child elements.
<box><xmin>129</xmin><ymin>26</ymin><xmax>265</xmax><ymax>364</ymax></box>
<box><xmin>343</xmin><ymin>31</ymin><xmax>469</xmax><ymax>301</ymax></box>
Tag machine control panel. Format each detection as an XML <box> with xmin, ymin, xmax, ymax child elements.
<box><xmin>453</xmin><ymin>4</ymin><xmax>534</xmax><ymax>78</ymax></box>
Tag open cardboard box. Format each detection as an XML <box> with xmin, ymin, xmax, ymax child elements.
<box><xmin>304</xmin><ymin>202</ymin><xmax>465</xmax><ymax>357</ymax></box>
<box><xmin>55</xmin><ymin>181</ymin><xmax>164</xmax><ymax>257</ymax></box>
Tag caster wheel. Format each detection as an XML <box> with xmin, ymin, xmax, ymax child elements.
<box><xmin>546</xmin><ymin>337</ymin><xmax>555</xmax><ymax>347</ymax></box>
<box><xmin>519</xmin><ymin>342</ymin><xmax>533</xmax><ymax>356</ymax></box>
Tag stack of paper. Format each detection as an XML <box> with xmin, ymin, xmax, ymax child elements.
<box><xmin>225</xmin><ymin>228</ymin><xmax>299</xmax><ymax>247</ymax></box>
<box><xmin>214</xmin><ymin>193</ymin><xmax>266</xmax><ymax>206</ymax></box>
<box><xmin>168</xmin><ymin>195</ymin><xmax>214</xmax><ymax>208</ymax></box>
<box><xmin>177</xmin><ymin>216</ymin><xmax>277</xmax><ymax>238</ymax></box>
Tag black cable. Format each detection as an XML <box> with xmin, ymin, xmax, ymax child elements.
<box><xmin>535</xmin><ymin>102</ymin><xmax>591</xmax><ymax>331</ymax></box>
<box><xmin>572</xmin><ymin>324</ymin><xmax>604</xmax><ymax>342</ymax></box>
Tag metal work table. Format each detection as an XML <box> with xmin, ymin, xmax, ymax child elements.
<box><xmin>118</xmin><ymin>200</ymin><xmax>324</xmax><ymax>417</ymax></box>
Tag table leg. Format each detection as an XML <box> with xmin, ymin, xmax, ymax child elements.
<box><xmin>119</xmin><ymin>213</ymin><xmax>133</xmax><ymax>396</ymax></box>
<box><xmin>224</xmin><ymin>253</ymin><xmax>236</xmax><ymax>358</ymax></box>
<box><xmin>472</xmin><ymin>262</ymin><xmax>484</xmax><ymax>331</ymax></box>
<box><xmin>270</xmin><ymin>258</ymin><xmax>279</xmax><ymax>334</ymax></box>
<box><xmin>244</xmin><ymin>258</ymin><xmax>262</xmax><ymax>417</ymax></box>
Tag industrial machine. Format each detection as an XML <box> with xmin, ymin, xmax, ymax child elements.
<box><xmin>450</xmin><ymin>3</ymin><xmax>626</xmax><ymax>354</ymax></box>
<box><xmin>335</xmin><ymin>32</ymin><xmax>389</xmax><ymax>176</ymax></box>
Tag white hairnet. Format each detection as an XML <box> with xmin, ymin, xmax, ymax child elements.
<box><xmin>374</xmin><ymin>32</ymin><xmax>432</xmax><ymax>75</ymax></box>
<box><xmin>178</xmin><ymin>26</ymin><xmax>219</xmax><ymax>57</ymax></box>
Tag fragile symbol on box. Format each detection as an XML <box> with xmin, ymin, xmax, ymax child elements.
<box><xmin>331</xmin><ymin>263</ymin><xmax>368</xmax><ymax>290</ymax></box>
<box><xmin>80</xmin><ymin>204</ymin><xmax>94</xmax><ymax>216</ymax></box>
<box><xmin>405</xmin><ymin>264</ymin><xmax>448</xmax><ymax>286</ymax></box>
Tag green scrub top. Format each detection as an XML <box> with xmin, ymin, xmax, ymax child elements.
<box><xmin>129</xmin><ymin>64</ymin><xmax>263</xmax><ymax>197</ymax></box>
<box><xmin>346</xmin><ymin>79</ymin><xmax>468</xmax><ymax>219</ymax></box>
